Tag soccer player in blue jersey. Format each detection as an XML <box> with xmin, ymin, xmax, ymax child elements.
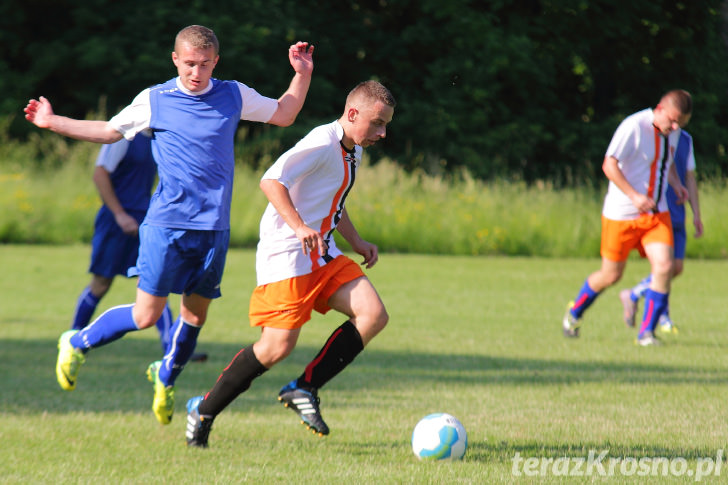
<box><xmin>24</xmin><ymin>25</ymin><xmax>314</xmax><ymax>424</ymax></box>
<box><xmin>72</xmin><ymin>132</ymin><xmax>206</xmax><ymax>361</ymax></box>
<box><xmin>619</xmin><ymin>129</ymin><xmax>703</xmax><ymax>334</ymax></box>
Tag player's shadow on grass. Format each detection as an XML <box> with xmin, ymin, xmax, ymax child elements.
<box><xmin>2</xmin><ymin>337</ymin><xmax>727</xmax><ymax>414</ymax></box>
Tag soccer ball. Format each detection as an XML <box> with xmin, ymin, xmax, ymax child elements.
<box><xmin>411</xmin><ymin>413</ymin><xmax>467</xmax><ymax>460</ymax></box>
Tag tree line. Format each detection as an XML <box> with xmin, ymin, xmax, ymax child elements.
<box><xmin>3</xmin><ymin>0</ymin><xmax>727</xmax><ymax>185</ymax></box>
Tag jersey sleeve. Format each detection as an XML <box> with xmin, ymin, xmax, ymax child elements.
<box><xmin>262</xmin><ymin>136</ymin><xmax>328</xmax><ymax>189</ymax></box>
<box><xmin>605</xmin><ymin>116</ymin><xmax>638</xmax><ymax>164</ymax></box>
<box><xmin>237</xmin><ymin>82</ymin><xmax>279</xmax><ymax>123</ymax></box>
<box><xmin>95</xmin><ymin>138</ymin><xmax>131</xmax><ymax>172</ymax></box>
<box><xmin>108</xmin><ymin>89</ymin><xmax>152</xmax><ymax>140</ymax></box>
<box><xmin>685</xmin><ymin>135</ymin><xmax>696</xmax><ymax>172</ymax></box>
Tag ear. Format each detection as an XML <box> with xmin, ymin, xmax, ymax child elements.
<box><xmin>347</xmin><ymin>107</ymin><xmax>358</xmax><ymax>123</ymax></box>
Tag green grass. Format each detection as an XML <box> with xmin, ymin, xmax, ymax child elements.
<box><xmin>1</xmin><ymin>245</ymin><xmax>727</xmax><ymax>483</ymax></box>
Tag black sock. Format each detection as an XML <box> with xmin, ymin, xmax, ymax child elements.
<box><xmin>297</xmin><ymin>320</ymin><xmax>364</xmax><ymax>390</ymax></box>
<box><xmin>198</xmin><ymin>346</ymin><xmax>267</xmax><ymax>417</ymax></box>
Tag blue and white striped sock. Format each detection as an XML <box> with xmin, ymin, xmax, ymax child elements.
<box><xmin>71</xmin><ymin>286</ymin><xmax>100</xmax><ymax>330</ymax></box>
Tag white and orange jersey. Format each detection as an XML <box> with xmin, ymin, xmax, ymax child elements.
<box><xmin>602</xmin><ymin>108</ymin><xmax>683</xmax><ymax>220</ymax></box>
<box><xmin>256</xmin><ymin>120</ymin><xmax>361</xmax><ymax>285</ymax></box>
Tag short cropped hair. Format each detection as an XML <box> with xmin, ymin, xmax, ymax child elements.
<box><xmin>662</xmin><ymin>89</ymin><xmax>692</xmax><ymax>115</ymax></box>
<box><xmin>175</xmin><ymin>25</ymin><xmax>219</xmax><ymax>54</ymax></box>
<box><xmin>346</xmin><ymin>80</ymin><xmax>397</xmax><ymax>109</ymax></box>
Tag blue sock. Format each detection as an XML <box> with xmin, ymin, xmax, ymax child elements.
<box><xmin>158</xmin><ymin>319</ymin><xmax>201</xmax><ymax>386</ymax></box>
<box><xmin>631</xmin><ymin>275</ymin><xmax>652</xmax><ymax>301</ymax></box>
<box><xmin>71</xmin><ymin>287</ymin><xmax>101</xmax><ymax>330</ymax></box>
<box><xmin>70</xmin><ymin>304</ymin><xmax>139</xmax><ymax>352</ymax></box>
<box><xmin>570</xmin><ymin>280</ymin><xmax>599</xmax><ymax>319</ymax></box>
<box><xmin>155</xmin><ymin>305</ymin><xmax>175</xmax><ymax>354</ymax></box>
<box><xmin>638</xmin><ymin>289</ymin><xmax>668</xmax><ymax>337</ymax></box>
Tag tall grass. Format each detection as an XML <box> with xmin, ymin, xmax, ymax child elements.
<box><xmin>2</xmin><ymin>131</ymin><xmax>727</xmax><ymax>258</ymax></box>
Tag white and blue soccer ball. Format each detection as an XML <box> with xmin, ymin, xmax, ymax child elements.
<box><xmin>411</xmin><ymin>413</ymin><xmax>467</xmax><ymax>460</ymax></box>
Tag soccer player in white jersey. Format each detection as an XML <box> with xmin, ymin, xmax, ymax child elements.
<box><xmin>562</xmin><ymin>89</ymin><xmax>691</xmax><ymax>346</ymax></box>
<box><xmin>619</xmin><ymin>128</ymin><xmax>703</xmax><ymax>334</ymax></box>
<box><xmin>24</xmin><ymin>25</ymin><xmax>314</xmax><ymax>425</ymax></box>
<box><xmin>185</xmin><ymin>81</ymin><xmax>395</xmax><ymax>448</ymax></box>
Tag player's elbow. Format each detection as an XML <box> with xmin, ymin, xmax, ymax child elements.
<box><xmin>601</xmin><ymin>158</ymin><xmax>611</xmax><ymax>174</ymax></box>
<box><xmin>269</xmin><ymin>111</ymin><xmax>297</xmax><ymax>127</ymax></box>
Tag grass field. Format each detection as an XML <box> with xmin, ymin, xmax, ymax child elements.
<box><xmin>2</xmin><ymin>245</ymin><xmax>727</xmax><ymax>483</ymax></box>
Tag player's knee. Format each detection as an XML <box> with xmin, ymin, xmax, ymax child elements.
<box><xmin>255</xmin><ymin>340</ymin><xmax>294</xmax><ymax>367</ymax></box>
<box><xmin>357</xmin><ymin>303</ymin><xmax>388</xmax><ymax>343</ymax></box>
<box><xmin>652</xmin><ymin>258</ymin><xmax>673</xmax><ymax>278</ymax></box>
<box><xmin>133</xmin><ymin>315</ymin><xmax>159</xmax><ymax>329</ymax></box>
<box><xmin>132</xmin><ymin>307</ymin><xmax>164</xmax><ymax>329</ymax></box>
<box><xmin>375</xmin><ymin>305</ymin><xmax>389</xmax><ymax>332</ymax></box>
<box><xmin>602</xmin><ymin>269</ymin><xmax>623</xmax><ymax>287</ymax></box>
<box><xmin>89</xmin><ymin>276</ymin><xmax>113</xmax><ymax>298</ymax></box>
<box><xmin>672</xmin><ymin>260</ymin><xmax>684</xmax><ymax>278</ymax></box>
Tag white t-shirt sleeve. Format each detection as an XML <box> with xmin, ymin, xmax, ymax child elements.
<box><xmin>686</xmin><ymin>139</ymin><xmax>697</xmax><ymax>172</ymax></box>
<box><xmin>262</xmin><ymin>137</ymin><xmax>327</xmax><ymax>188</ymax></box>
<box><xmin>108</xmin><ymin>89</ymin><xmax>152</xmax><ymax>140</ymax></box>
<box><xmin>238</xmin><ymin>83</ymin><xmax>279</xmax><ymax>123</ymax></box>
<box><xmin>95</xmin><ymin>138</ymin><xmax>131</xmax><ymax>172</ymax></box>
<box><xmin>605</xmin><ymin>116</ymin><xmax>638</xmax><ymax>163</ymax></box>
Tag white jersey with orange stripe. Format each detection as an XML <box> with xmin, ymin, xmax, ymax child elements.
<box><xmin>256</xmin><ymin>120</ymin><xmax>362</xmax><ymax>285</ymax></box>
<box><xmin>602</xmin><ymin>108</ymin><xmax>682</xmax><ymax>221</ymax></box>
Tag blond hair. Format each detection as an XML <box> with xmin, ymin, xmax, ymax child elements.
<box><xmin>175</xmin><ymin>25</ymin><xmax>219</xmax><ymax>54</ymax></box>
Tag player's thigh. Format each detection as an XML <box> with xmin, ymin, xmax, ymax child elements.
<box><xmin>643</xmin><ymin>242</ymin><xmax>673</xmax><ymax>274</ymax></box>
<box><xmin>328</xmin><ymin>277</ymin><xmax>384</xmax><ymax>319</ymax></box>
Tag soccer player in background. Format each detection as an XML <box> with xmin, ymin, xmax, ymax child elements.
<box><xmin>562</xmin><ymin>89</ymin><xmax>691</xmax><ymax>346</ymax></box>
<box><xmin>72</xmin><ymin>132</ymin><xmax>206</xmax><ymax>361</ymax></box>
<box><xmin>24</xmin><ymin>25</ymin><xmax>314</xmax><ymax>424</ymax></box>
<box><xmin>619</xmin><ymin>128</ymin><xmax>703</xmax><ymax>333</ymax></box>
<box><xmin>185</xmin><ymin>80</ymin><xmax>395</xmax><ymax>448</ymax></box>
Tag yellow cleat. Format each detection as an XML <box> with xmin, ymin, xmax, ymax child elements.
<box><xmin>658</xmin><ymin>318</ymin><xmax>679</xmax><ymax>335</ymax></box>
<box><xmin>56</xmin><ymin>330</ymin><xmax>86</xmax><ymax>391</ymax></box>
<box><xmin>562</xmin><ymin>302</ymin><xmax>580</xmax><ymax>338</ymax></box>
<box><xmin>147</xmin><ymin>360</ymin><xmax>175</xmax><ymax>425</ymax></box>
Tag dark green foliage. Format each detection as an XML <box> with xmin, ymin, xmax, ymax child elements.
<box><xmin>3</xmin><ymin>0</ymin><xmax>727</xmax><ymax>183</ymax></box>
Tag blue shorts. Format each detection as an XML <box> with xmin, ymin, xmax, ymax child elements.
<box><xmin>672</xmin><ymin>220</ymin><xmax>687</xmax><ymax>260</ymax></box>
<box><xmin>89</xmin><ymin>206</ymin><xmax>146</xmax><ymax>279</ymax></box>
<box><xmin>129</xmin><ymin>223</ymin><xmax>230</xmax><ymax>299</ymax></box>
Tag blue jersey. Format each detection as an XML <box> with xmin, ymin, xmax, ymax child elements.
<box><xmin>666</xmin><ymin>130</ymin><xmax>692</xmax><ymax>225</ymax></box>
<box><xmin>90</xmin><ymin>134</ymin><xmax>157</xmax><ymax>278</ymax></box>
<box><xmin>101</xmin><ymin>134</ymin><xmax>157</xmax><ymax>212</ymax></box>
<box><xmin>146</xmin><ymin>78</ymin><xmax>243</xmax><ymax>231</ymax></box>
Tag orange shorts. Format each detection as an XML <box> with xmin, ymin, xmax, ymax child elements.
<box><xmin>600</xmin><ymin>212</ymin><xmax>673</xmax><ymax>262</ymax></box>
<box><xmin>249</xmin><ymin>255</ymin><xmax>365</xmax><ymax>329</ymax></box>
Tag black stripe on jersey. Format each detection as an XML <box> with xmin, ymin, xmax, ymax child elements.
<box><xmin>321</xmin><ymin>145</ymin><xmax>357</xmax><ymax>262</ymax></box>
<box><xmin>653</xmin><ymin>135</ymin><xmax>668</xmax><ymax>214</ymax></box>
